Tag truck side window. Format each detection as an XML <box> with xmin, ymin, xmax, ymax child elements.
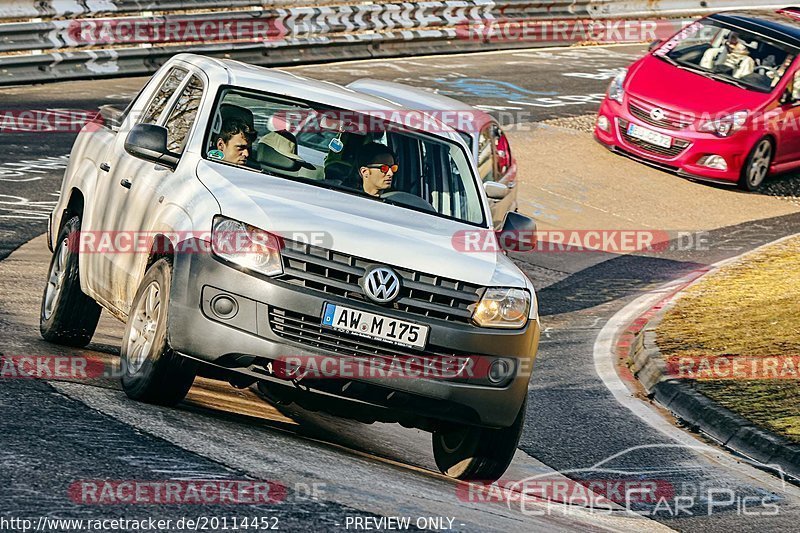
<box><xmin>164</xmin><ymin>75</ymin><xmax>204</xmax><ymax>154</ymax></box>
<box><xmin>477</xmin><ymin>126</ymin><xmax>495</xmax><ymax>182</ymax></box>
<box><xmin>140</xmin><ymin>67</ymin><xmax>188</xmax><ymax>125</ymax></box>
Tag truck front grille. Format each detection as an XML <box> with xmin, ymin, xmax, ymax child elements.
<box><xmin>277</xmin><ymin>239</ymin><xmax>483</xmax><ymax>324</ymax></box>
<box><xmin>267</xmin><ymin>307</ymin><xmax>471</xmax><ymax>376</ymax></box>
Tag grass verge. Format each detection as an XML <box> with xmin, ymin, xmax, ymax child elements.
<box><xmin>657</xmin><ymin>236</ymin><xmax>800</xmax><ymax>444</ymax></box>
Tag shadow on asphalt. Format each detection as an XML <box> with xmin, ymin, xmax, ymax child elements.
<box><xmin>536</xmin><ymin>211</ymin><xmax>800</xmax><ymax>317</ymax></box>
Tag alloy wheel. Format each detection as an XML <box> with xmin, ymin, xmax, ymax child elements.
<box><xmin>748</xmin><ymin>140</ymin><xmax>772</xmax><ymax>189</ymax></box>
<box><xmin>43</xmin><ymin>238</ymin><xmax>69</xmax><ymax>321</ymax></box>
<box><xmin>125</xmin><ymin>281</ymin><xmax>161</xmax><ymax>374</ymax></box>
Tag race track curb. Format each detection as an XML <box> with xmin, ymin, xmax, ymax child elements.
<box><xmin>617</xmin><ymin>244</ymin><xmax>800</xmax><ymax>482</ymax></box>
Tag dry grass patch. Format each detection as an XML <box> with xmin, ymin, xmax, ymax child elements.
<box><xmin>657</xmin><ymin>236</ymin><xmax>800</xmax><ymax>443</ymax></box>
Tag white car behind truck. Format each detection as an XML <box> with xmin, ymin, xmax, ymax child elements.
<box><xmin>41</xmin><ymin>54</ymin><xmax>540</xmax><ymax>481</ymax></box>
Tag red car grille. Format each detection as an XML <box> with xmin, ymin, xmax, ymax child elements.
<box><xmin>628</xmin><ymin>102</ymin><xmax>693</xmax><ymax>131</ymax></box>
<box><xmin>618</xmin><ymin>119</ymin><xmax>691</xmax><ymax>159</ymax></box>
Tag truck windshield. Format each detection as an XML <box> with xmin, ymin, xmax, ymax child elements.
<box><xmin>654</xmin><ymin>19</ymin><xmax>796</xmax><ymax>92</ymax></box>
<box><xmin>204</xmin><ymin>87</ymin><xmax>486</xmax><ymax>227</ymax></box>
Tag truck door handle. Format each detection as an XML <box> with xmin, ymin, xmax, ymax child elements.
<box><xmin>120</xmin><ymin>178</ymin><xmax>132</xmax><ymax>189</ymax></box>
<box><xmin>100</xmin><ymin>163</ymin><xmax>111</xmax><ymax>172</ymax></box>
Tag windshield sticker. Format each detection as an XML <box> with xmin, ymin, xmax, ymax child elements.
<box><xmin>654</xmin><ymin>21</ymin><xmax>702</xmax><ymax>57</ymax></box>
<box><xmin>207</xmin><ymin>149</ymin><xmax>225</xmax><ymax>160</ymax></box>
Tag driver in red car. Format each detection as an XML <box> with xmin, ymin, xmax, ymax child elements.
<box><xmin>701</xmin><ymin>32</ymin><xmax>755</xmax><ymax>78</ymax></box>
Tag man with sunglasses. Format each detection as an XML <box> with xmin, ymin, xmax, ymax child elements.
<box><xmin>357</xmin><ymin>142</ymin><xmax>398</xmax><ymax>197</ymax></box>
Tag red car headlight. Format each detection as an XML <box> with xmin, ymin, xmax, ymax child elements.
<box><xmin>698</xmin><ymin>111</ymin><xmax>748</xmax><ymax>137</ymax></box>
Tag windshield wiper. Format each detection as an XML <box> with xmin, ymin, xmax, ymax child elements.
<box><xmin>706</xmin><ymin>73</ymin><xmax>750</xmax><ymax>90</ymax></box>
<box><xmin>658</xmin><ymin>54</ymin><xmax>681</xmax><ymax>68</ymax></box>
<box><xmin>658</xmin><ymin>54</ymin><xmax>704</xmax><ymax>74</ymax></box>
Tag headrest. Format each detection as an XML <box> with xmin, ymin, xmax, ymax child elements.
<box><xmin>220</xmin><ymin>104</ymin><xmax>255</xmax><ymax>131</ymax></box>
<box><xmin>256</xmin><ymin>131</ymin><xmax>315</xmax><ymax>171</ymax></box>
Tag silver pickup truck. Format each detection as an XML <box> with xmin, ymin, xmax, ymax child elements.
<box><xmin>41</xmin><ymin>54</ymin><xmax>540</xmax><ymax>481</ymax></box>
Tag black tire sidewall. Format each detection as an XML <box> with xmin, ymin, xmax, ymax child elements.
<box><xmin>433</xmin><ymin>398</ymin><xmax>527</xmax><ymax>481</ymax></box>
<box><xmin>120</xmin><ymin>259</ymin><xmax>179</xmax><ymax>399</ymax></box>
<box><xmin>39</xmin><ymin>215</ymin><xmax>100</xmax><ymax>346</ymax></box>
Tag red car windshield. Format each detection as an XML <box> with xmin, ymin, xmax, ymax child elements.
<box><xmin>654</xmin><ymin>19</ymin><xmax>796</xmax><ymax>93</ymax></box>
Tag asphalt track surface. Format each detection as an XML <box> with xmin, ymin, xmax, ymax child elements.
<box><xmin>2</xmin><ymin>44</ymin><xmax>800</xmax><ymax>532</ymax></box>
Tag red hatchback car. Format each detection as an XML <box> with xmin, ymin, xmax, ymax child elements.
<box><xmin>595</xmin><ymin>9</ymin><xmax>800</xmax><ymax>190</ymax></box>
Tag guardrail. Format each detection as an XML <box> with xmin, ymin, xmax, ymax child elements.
<box><xmin>0</xmin><ymin>1</ymin><xmax>788</xmax><ymax>85</ymax></box>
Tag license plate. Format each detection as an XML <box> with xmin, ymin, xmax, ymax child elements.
<box><xmin>627</xmin><ymin>123</ymin><xmax>673</xmax><ymax>148</ymax></box>
<box><xmin>321</xmin><ymin>303</ymin><xmax>429</xmax><ymax>350</ymax></box>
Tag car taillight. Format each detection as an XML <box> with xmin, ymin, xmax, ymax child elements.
<box><xmin>496</xmin><ymin>133</ymin><xmax>512</xmax><ymax>173</ymax></box>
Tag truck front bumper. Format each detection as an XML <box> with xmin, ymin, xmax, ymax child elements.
<box><xmin>167</xmin><ymin>240</ymin><xmax>540</xmax><ymax>428</ymax></box>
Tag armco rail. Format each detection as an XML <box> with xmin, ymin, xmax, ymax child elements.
<box><xmin>0</xmin><ymin>1</ymin><xmax>787</xmax><ymax>85</ymax></box>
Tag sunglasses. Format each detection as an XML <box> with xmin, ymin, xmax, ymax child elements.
<box><xmin>366</xmin><ymin>164</ymin><xmax>399</xmax><ymax>174</ymax></box>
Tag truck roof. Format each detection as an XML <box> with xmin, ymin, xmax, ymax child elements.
<box><xmin>346</xmin><ymin>78</ymin><xmax>496</xmax><ymax>134</ymax></box>
<box><xmin>173</xmin><ymin>53</ymin><xmax>463</xmax><ymax>141</ymax></box>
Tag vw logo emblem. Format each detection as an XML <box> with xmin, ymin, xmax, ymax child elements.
<box><xmin>362</xmin><ymin>266</ymin><xmax>401</xmax><ymax>304</ymax></box>
<box><xmin>650</xmin><ymin>108</ymin><xmax>666</xmax><ymax>121</ymax></box>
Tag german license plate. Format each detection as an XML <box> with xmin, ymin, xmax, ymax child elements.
<box><xmin>321</xmin><ymin>303</ymin><xmax>429</xmax><ymax>350</ymax></box>
<box><xmin>627</xmin><ymin>123</ymin><xmax>673</xmax><ymax>148</ymax></box>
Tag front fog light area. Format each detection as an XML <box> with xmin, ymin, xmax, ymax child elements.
<box><xmin>698</xmin><ymin>155</ymin><xmax>728</xmax><ymax>171</ymax></box>
<box><xmin>472</xmin><ymin>288</ymin><xmax>530</xmax><ymax>329</ymax></box>
<box><xmin>597</xmin><ymin>115</ymin><xmax>610</xmax><ymax>132</ymax></box>
<box><xmin>488</xmin><ymin>359</ymin><xmax>513</xmax><ymax>384</ymax></box>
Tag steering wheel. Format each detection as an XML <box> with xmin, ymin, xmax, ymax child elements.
<box><xmin>755</xmin><ymin>65</ymin><xmax>779</xmax><ymax>78</ymax></box>
<box><xmin>380</xmin><ymin>191</ymin><xmax>436</xmax><ymax>212</ymax></box>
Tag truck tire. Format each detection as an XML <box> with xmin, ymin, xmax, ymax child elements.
<box><xmin>40</xmin><ymin>215</ymin><xmax>102</xmax><ymax>347</ymax></box>
<box><xmin>432</xmin><ymin>398</ymin><xmax>526</xmax><ymax>482</ymax></box>
<box><xmin>120</xmin><ymin>258</ymin><xmax>197</xmax><ymax>406</ymax></box>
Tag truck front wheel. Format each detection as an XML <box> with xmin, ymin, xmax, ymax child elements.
<box><xmin>432</xmin><ymin>398</ymin><xmax>526</xmax><ymax>481</ymax></box>
<box><xmin>120</xmin><ymin>259</ymin><xmax>197</xmax><ymax>406</ymax></box>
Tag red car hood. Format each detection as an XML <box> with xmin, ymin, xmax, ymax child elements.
<box><xmin>626</xmin><ymin>55</ymin><xmax>769</xmax><ymax>116</ymax></box>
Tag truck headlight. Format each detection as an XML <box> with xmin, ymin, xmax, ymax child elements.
<box><xmin>699</xmin><ymin>111</ymin><xmax>748</xmax><ymax>137</ymax></box>
<box><xmin>608</xmin><ymin>69</ymin><xmax>628</xmax><ymax>104</ymax></box>
<box><xmin>211</xmin><ymin>216</ymin><xmax>283</xmax><ymax>276</ymax></box>
<box><xmin>472</xmin><ymin>288</ymin><xmax>531</xmax><ymax>329</ymax></box>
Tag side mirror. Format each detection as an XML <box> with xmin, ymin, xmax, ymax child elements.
<box><xmin>484</xmin><ymin>181</ymin><xmax>510</xmax><ymax>200</ymax></box>
<box><xmin>497</xmin><ymin>211</ymin><xmax>537</xmax><ymax>253</ymax></box>
<box><xmin>124</xmin><ymin>123</ymin><xmax>179</xmax><ymax>169</ymax></box>
<box><xmin>648</xmin><ymin>39</ymin><xmax>664</xmax><ymax>52</ymax></box>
